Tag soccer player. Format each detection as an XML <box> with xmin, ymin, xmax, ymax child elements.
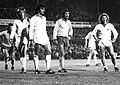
<box><xmin>85</xmin><ymin>31</ymin><xmax>101</xmax><ymax>67</ymax></box>
<box><xmin>10</xmin><ymin>7</ymin><xmax>29</xmax><ymax>73</ymax></box>
<box><xmin>29</xmin><ymin>4</ymin><xmax>55</xmax><ymax>74</ymax></box>
<box><xmin>92</xmin><ymin>13</ymin><xmax>119</xmax><ymax>72</ymax></box>
<box><xmin>0</xmin><ymin>23</ymin><xmax>13</xmax><ymax>70</ymax></box>
<box><xmin>53</xmin><ymin>9</ymin><xmax>73</xmax><ymax>72</ymax></box>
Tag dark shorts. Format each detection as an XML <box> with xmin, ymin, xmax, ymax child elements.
<box><xmin>34</xmin><ymin>43</ymin><xmax>51</xmax><ymax>55</ymax></box>
<box><xmin>57</xmin><ymin>36</ymin><xmax>70</xmax><ymax>47</ymax></box>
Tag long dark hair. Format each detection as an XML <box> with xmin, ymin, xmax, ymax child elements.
<box><xmin>62</xmin><ymin>9</ymin><xmax>69</xmax><ymax>18</ymax></box>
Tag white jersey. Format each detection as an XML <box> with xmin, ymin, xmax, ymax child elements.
<box><xmin>85</xmin><ymin>31</ymin><xmax>96</xmax><ymax>49</ymax></box>
<box><xmin>53</xmin><ymin>18</ymin><xmax>73</xmax><ymax>39</ymax></box>
<box><xmin>10</xmin><ymin>19</ymin><xmax>29</xmax><ymax>46</ymax></box>
<box><xmin>93</xmin><ymin>23</ymin><xmax>118</xmax><ymax>47</ymax></box>
<box><xmin>29</xmin><ymin>15</ymin><xmax>50</xmax><ymax>45</ymax></box>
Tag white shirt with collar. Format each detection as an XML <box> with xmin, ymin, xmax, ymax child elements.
<box><xmin>10</xmin><ymin>19</ymin><xmax>29</xmax><ymax>39</ymax></box>
<box><xmin>53</xmin><ymin>18</ymin><xmax>73</xmax><ymax>40</ymax></box>
<box><xmin>93</xmin><ymin>23</ymin><xmax>118</xmax><ymax>47</ymax></box>
<box><xmin>29</xmin><ymin>15</ymin><xmax>50</xmax><ymax>45</ymax></box>
<box><xmin>10</xmin><ymin>19</ymin><xmax>29</xmax><ymax>46</ymax></box>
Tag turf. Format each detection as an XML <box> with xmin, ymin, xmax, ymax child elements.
<box><xmin>0</xmin><ymin>59</ymin><xmax>120</xmax><ymax>85</ymax></box>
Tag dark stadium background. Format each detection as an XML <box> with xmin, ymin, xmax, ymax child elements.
<box><xmin>0</xmin><ymin>0</ymin><xmax>120</xmax><ymax>60</ymax></box>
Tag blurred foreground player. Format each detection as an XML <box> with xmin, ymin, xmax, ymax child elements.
<box><xmin>85</xmin><ymin>31</ymin><xmax>101</xmax><ymax>67</ymax></box>
<box><xmin>10</xmin><ymin>7</ymin><xmax>29</xmax><ymax>73</ymax></box>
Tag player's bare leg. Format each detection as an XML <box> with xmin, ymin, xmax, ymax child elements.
<box><xmin>100</xmin><ymin>47</ymin><xmax>108</xmax><ymax>71</ymax></box>
<box><xmin>86</xmin><ymin>50</ymin><xmax>92</xmax><ymax>67</ymax></box>
<box><xmin>4</xmin><ymin>49</ymin><xmax>9</xmax><ymax>70</ymax></box>
<box><xmin>20</xmin><ymin>45</ymin><xmax>27</xmax><ymax>73</ymax></box>
<box><xmin>33</xmin><ymin>55</ymin><xmax>40</xmax><ymax>74</ymax></box>
<box><xmin>58</xmin><ymin>44</ymin><xmax>67</xmax><ymax>73</ymax></box>
<box><xmin>107</xmin><ymin>46</ymin><xmax>119</xmax><ymax>72</ymax></box>
<box><xmin>93</xmin><ymin>50</ymin><xmax>101</xmax><ymax>66</ymax></box>
<box><xmin>44</xmin><ymin>44</ymin><xmax>55</xmax><ymax>74</ymax></box>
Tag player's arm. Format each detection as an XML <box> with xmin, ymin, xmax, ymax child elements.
<box><xmin>10</xmin><ymin>22</ymin><xmax>17</xmax><ymax>40</ymax></box>
<box><xmin>111</xmin><ymin>24</ymin><xmax>118</xmax><ymax>43</ymax></box>
<box><xmin>68</xmin><ymin>21</ymin><xmax>73</xmax><ymax>40</ymax></box>
<box><xmin>53</xmin><ymin>20</ymin><xmax>59</xmax><ymax>40</ymax></box>
<box><xmin>84</xmin><ymin>33</ymin><xmax>89</xmax><ymax>48</ymax></box>
<box><xmin>92</xmin><ymin>25</ymin><xmax>100</xmax><ymax>41</ymax></box>
<box><xmin>52</xmin><ymin>20</ymin><xmax>59</xmax><ymax>44</ymax></box>
<box><xmin>0</xmin><ymin>30</ymin><xmax>6</xmax><ymax>36</ymax></box>
<box><xmin>29</xmin><ymin>17</ymin><xmax>34</xmax><ymax>41</ymax></box>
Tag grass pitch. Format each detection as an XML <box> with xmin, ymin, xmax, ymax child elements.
<box><xmin>0</xmin><ymin>59</ymin><xmax>120</xmax><ymax>85</ymax></box>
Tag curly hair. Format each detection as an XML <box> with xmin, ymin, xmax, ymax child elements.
<box><xmin>98</xmin><ymin>13</ymin><xmax>109</xmax><ymax>24</ymax></box>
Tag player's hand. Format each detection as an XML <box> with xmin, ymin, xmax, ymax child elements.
<box><xmin>111</xmin><ymin>38</ymin><xmax>116</xmax><ymax>43</ymax></box>
<box><xmin>68</xmin><ymin>35</ymin><xmax>72</xmax><ymax>40</ymax></box>
<box><xmin>10</xmin><ymin>39</ymin><xmax>13</xmax><ymax>44</ymax></box>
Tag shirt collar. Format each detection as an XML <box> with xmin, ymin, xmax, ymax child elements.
<box><xmin>36</xmin><ymin>14</ymin><xmax>43</xmax><ymax>18</ymax></box>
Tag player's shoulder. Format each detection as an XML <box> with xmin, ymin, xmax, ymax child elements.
<box><xmin>31</xmin><ymin>15</ymin><xmax>36</xmax><ymax>20</ymax></box>
<box><xmin>67</xmin><ymin>20</ymin><xmax>71</xmax><ymax>24</ymax></box>
<box><xmin>57</xmin><ymin>18</ymin><xmax>62</xmax><ymax>22</ymax></box>
<box><xmin>96</xmin><ymin>24</ymin><xmax>102</xmax><ymax>27</ymax></box>
<box><xmin>89</xmin><ymin>31</ymin><xmax>93</xmax><ymax>34</ymax></box>
<box><xmin>13</xmin><ymin>19</ymin><xmax>20</xmax><ymax>24</ymax></box>
<box><xmin>107</xmin><ymin>23</ymin><xmax>114</xmax><ymax>27</ymax></box>
<box><xmin>55</xmin><ymin>18</ymin><xmax>61</xmax><ymax>24</ymax></box>
<box><xmin>87</xmin><ymin>31</ymin><xmax>93</xmax><ymax>36</ymax></box>
<box><xmin>14</xmin><ymin>19</ymin><xmax>19</xmax><ymax>22</ymax></box>
<box><xmin>43</xmin><ymin>16</ymin><xmax>46</xmax><ymax>19</ymax></box>
<box><xmin>94</xmin><ymin>24</ymin><xmax>103</xmax><ymax>29</ymax></box>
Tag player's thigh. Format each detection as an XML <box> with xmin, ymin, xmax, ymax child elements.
<box><xmin>64</xmin><ymin>37</ymin><xmax>70</xmax><ymax>47</ymax></box>
<box><xmin>43</xmin><ymin>44</ymin><xmax>51</xmax><ymax>55</ymax></box>
<box><xmin>58</xmin><ymin>44</ymin><xmax>65</xmax><ymax>55</ymax></box>
<box><xmin>3</xmin><ymin>49</ymin><xmax>9</xmax><ymax>57</ymax></box>
<box><xmin>99</xmin><ymin>46</ymin><xmax>106</xmax><ymax>57</ymax></box>
<box><xmin>107</xmin><ymin>45</ymin><xmax>114</xmax><ymax>56</ymax></box>
<box><xmin>34</xmin><ymin>44</ymin><xmax>41</xmax><ymax>55</ymax></box>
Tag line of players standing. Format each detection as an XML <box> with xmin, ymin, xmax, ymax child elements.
<box><xmin>0</xmin><ymin>3</ymin><xmax>119</xmax><ymax>74</ymax></box>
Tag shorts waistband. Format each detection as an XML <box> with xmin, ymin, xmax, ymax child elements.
<box><xmin>57</xmin><ymin>36</ymin><xmax>67</xmax><ymax>38</ymax></box>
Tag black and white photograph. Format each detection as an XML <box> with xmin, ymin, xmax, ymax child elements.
<box><xmin>0</xmin><ymin>0</ymin><xmax>120</xmax><ymax>85</ymax></box>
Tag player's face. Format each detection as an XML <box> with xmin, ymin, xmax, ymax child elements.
<box><xmin>18</xmin><ymin>10</ymin><xmax>25</xmax><ymax>19</ymax></box>
<box><xmin>64</xmin><ymin>12</ymin><xmax>69</xmax><ymax>19</ymax></box>
<box><xmin>39</xmin><ymin>7</ymin><xmax>45</xmax><ymax>15</ymax></box>
<box><xmin>101</xmin><ymin>15</ymin><xmax>108</xmax><ymax>24</ymax></box>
